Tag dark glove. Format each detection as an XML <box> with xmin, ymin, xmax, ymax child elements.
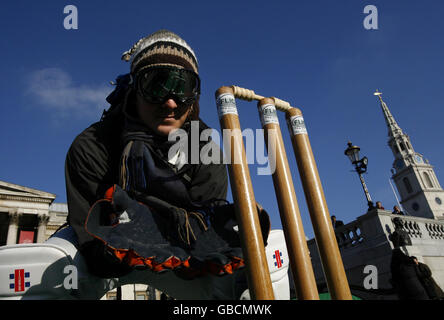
<box><xmin>84</xmin><ymin>185</ymin><xmax>248</xmax><ymax>278</ymax></box>
<box><xmin>85</xmin><ymin>185</ymin><xmax>191</xmax><ymax>272</ymax></box>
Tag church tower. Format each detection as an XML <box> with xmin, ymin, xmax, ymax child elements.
<box><xmin>375</xmin><ymin>91</ymin><xmax>444</xmax><ymax>220</ymax></box>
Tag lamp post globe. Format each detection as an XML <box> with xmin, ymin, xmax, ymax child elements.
<box><xmin>344</xmin><ymin>141</ymin><xmax>361</xmax><ymax>164</ymax></box>
<box><xmin>344</xmin><ymin>141</ymin><xmax>373</xmax><ymax>210</ymax></box>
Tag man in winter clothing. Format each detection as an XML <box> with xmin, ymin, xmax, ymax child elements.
<box><xmin>390</xmin><ymin>250</ymin><xmax>429</xmax><ymax>300</ymax></box>
<box><xmin>389</xmin><ymin>218</ymin><xmax>428</xmax><ymax>299</ymax></box>
<box><xmin>65</xmin><ymin>30</ymin><xmax>267</xmax><ymax>298</ymax></box>
<box><xmin>412</xmin><ymin>257</ymin><xmax>444</xmax><ymax>300</ymax></box>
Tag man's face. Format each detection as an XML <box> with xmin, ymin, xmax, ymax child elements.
<box><xmin>136</xmin><ymin>93</ymin><xmax>191</xmax><ymax>136</ymax></box>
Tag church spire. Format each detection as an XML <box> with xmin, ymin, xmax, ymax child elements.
<box><xmin>374</xmin><ymin>90</ymin><xmax>414</xmax><ymax>159</ymax></box>
<box><xmin>374</xmin><ymin>90</ymin><xmax>444</xmax><ymax>220</ymax></box>
<box><xmin>374</xmin><ymin>90</ymin><xmax>402</xmax><ymax>138</ymax></box>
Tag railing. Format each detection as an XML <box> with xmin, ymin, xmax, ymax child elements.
<box><xmin>389</xmin><ymin>214</ymin><xmax>444</xmax><ymax>241</ymax></box>
<box><xmin>335</xmin><ymin>221</ymin><xmax>364</xmax><ymax>249</ymax></box>
<box><xmin>425</xmin><ymin>222</ymin><xmax>444</xmax><ymax>239</ymax></box>
<box><xmin>332</xmin><ymin>210</ymin><xmax>444</xmax><ymax>250</ymax></box>
<box><xmin>399</xmin><ymin>218</ymin><xmax>422</xmax><ymax>239</ymax></box>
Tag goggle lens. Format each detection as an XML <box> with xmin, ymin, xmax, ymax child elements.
<box><xmin>137</xmin><ymin>66</ymin><xmax>200</xmax><ymax>106</ymax></box>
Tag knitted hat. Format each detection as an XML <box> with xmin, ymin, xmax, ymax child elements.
<box><xmin>121</xmin><ymin>30</ymin><xmax>199</xmax><ymax>75</ymax></box>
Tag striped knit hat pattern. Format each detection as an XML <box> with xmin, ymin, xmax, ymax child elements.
<box><xmin>121</xmin><ymin>30</ymin><xmax>199</xmax><ymax>75</ymax></box>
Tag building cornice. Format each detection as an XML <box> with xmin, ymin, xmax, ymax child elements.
<box><xmin>0</xmin><ymin>194</ymin><xmax>55</xmax><ymax>204</ymax></box>
<box><xmin>399</xmin><ymin>188</ymin><xmax>444</xmax><ymax>204</ymax></box>
<box><xmin>0</xmin><ymin>180</ymin><xmax>56</xmax><ymax>199</ymax></box>
<box><xmin>392</xmin><ymin>163</ymin><xmax>436</xmax><ymax>179</ymax></box>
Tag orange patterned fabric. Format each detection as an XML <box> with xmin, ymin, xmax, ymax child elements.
<box><xmin>84</xmin><ymin>194</ymin><xmax>245</xmax><ymax>277</ymax></box>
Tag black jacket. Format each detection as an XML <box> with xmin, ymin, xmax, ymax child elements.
<box><xmin>417</xmin><ymin>262</ymin><xmax>444</xmax><ymax>299</ymax></box>
<box><xmin>65</xmin><ymin>114</ymin><xmax>228</xmax><ymax>248</ymax></box>
<box><xmin>390</xmin><ymin>249</ymin><xmax>429</xmax><ymax>300</ymax></box>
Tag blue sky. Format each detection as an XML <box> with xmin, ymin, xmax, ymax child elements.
<box><xmin>1</xmin><ymin>1</ymin><xmax>444</xmax><ymax>239</ymax></box>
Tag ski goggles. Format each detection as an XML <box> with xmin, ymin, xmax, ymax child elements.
<box><xmin>136</xmin><ymin>66</ymin><xmax>200</xmax><ymax>107</ymax></box>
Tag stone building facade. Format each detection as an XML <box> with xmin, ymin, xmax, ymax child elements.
<box><xmin>307</xmin><ymin>208</ymin><xmax>444</xmax><ymax>299</ymax></box>
<box><xmin>0</xmin><ymin>180</ymin><xmax>58</xmax><ymax>245</ymax></box>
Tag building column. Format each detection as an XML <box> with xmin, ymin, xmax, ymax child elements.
<box><xmin>6</xmin><ymin>211</ymin><xmax>21</xmax><ymax>245</ymax></box>
<box><xmin>37</xmin><ymin>214</ymin><xmax>50</xmax><ymax>243</ymax></box>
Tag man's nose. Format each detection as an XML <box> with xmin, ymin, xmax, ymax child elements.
<box><xmin>163</xmin><ymin>98</ymin><xmax>178</xmax><ymax>109</ymax></box>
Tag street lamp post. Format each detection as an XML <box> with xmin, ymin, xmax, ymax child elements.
<box><xmin>344</xmin><ymin>141</ymin><xmax>374</xmax><ymax>210</ymax></box>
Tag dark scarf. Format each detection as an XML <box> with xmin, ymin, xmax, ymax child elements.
<box><xmin>119</xmin><ymin>115</ymin><xmax>196</xmax><ymax>209</ymax></box>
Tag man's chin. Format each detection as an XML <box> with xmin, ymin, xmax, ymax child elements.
<box><xmin>154</xmin><ymin>123</ymin><xmax>180</xmax><ymax>136</ymax></box>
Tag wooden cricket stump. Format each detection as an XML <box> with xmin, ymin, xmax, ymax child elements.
<box><xmin>257</xmin><ymin>98</ymin><xmax>319</xmax><ymax>300</ymax></box>
<box><xmin>215</xmin><ymin>86</ymin><xmax>275</xmax><ymax>300</ymax></box>
<box><xmin>286</xmin><ymin>107</ymin><xmax>351</xmax><ymax>300</ymax></box>
<box><xmin>215</xmin><ymin>85</ymin><xmax>352</xmax><ymax>300</ymax></box>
